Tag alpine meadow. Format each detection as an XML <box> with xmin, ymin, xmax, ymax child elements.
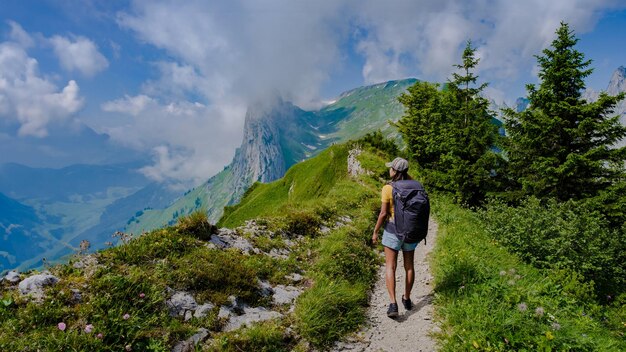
<box><xmin>1</xmin><ymin>4</ymin><xmax>626</xmax><ymax>351</ymax></box>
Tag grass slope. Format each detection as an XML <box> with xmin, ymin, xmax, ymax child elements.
<box><xmin>431</xmin><ymin>196</ymin><xmax>626</xmax><ymax>351</ymax></box>
<box><xmin>0</xmin><ymin>141</ymin><xmax>391</xmax><ymax>351</ymax></box>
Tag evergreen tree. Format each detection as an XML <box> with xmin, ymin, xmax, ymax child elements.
<box><xmin>504</xmin><ymin>22</ymin><xmax>626</xmax><ymax>201</ymax></box>
<box><xmin>396</xmin><ymin>41</ymin><xmax>502</xmax><ymax>205</ymax></box>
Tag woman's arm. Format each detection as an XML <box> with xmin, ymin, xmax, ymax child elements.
<box><xmin>372</xmin><ymin>201</ymin><xmax>390</xmax><ymax>244</ymax></box>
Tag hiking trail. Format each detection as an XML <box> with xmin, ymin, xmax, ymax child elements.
<box><xmin>332</xmin><ymin>218</ymin><xmax>439</xmax><ymax>352</ymax></box>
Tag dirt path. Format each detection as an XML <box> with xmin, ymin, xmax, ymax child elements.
<box><xmin>332</xmin><ymin>219</ymin><xmax>439</xmax><ymax>352</ymax></box>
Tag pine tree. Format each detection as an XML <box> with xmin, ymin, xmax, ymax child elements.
<box><xmin>504</xmin><ymin>22</ymin><xmax>626</xmax><ymax>201</ymax></box>
<box><xmin>396</xmin><ymin>41</ymin><xmax>502</xmax><ymax>205</ymax></box>
<box><xmin>446</xmin><ymin>41</ymin><xmax>503</xmax><ymax>205</ymax></box>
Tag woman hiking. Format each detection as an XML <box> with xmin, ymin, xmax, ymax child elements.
<box><xmin>372</xmin><ymin>157</ymin><xmax>429</xmax><ymax>318</ymax></box>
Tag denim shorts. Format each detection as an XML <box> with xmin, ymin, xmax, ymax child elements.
<box><xmin>382</xmin><ymin>229</ymin><xmax>418</xmax><ymax>252</ymax></box>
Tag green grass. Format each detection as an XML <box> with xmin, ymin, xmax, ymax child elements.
<box><xmin>430</xmin><ymin>195</ymin><xmax>626</xmax><ymax>351</ymax></box>
<box><xmin>0</xmin><ymin>139</ymin><xmax>392</xmax><ymax>351</ymax></box>
<box><xmin>218</xmin><ymin>145</ymin><xmax>350</xmax><ymax>228</ymax></box>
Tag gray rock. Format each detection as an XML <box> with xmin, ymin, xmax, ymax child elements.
<box><xmin>172</xmin><ymin>328</ymin><xmax>209</xmax><ymax>352</ymax></box>
<box><xmin>227</xmin><ymin>295</ymin><xmax>246</xmax><ymax>314</ymax></box>
<box><xmin>210</xmin><ymin>230</ymin><xmax>256</xmax><ymax>254</ymax></box>
<box><xmin>320</xmin><ymin>225</ymin><xmax>331</xmax><ymax>234</ymax></box>
<box><xmin>348</xmin><ymin>148</ymin><xmax>366</xmax><ymax>177</ymax></box>
<box><xmin>166</xmin><ymin>291</ymin><xmax>198</xmax><ymax>317</ymax></box>
<box><xmin>5</xmin><ymin>271</ymin><xmax>20</xmax><ymax>283</ymax></box>
<box><xmin>268</xmin><ymin>248</ymin><xmax>289</xmax><ymax>259</ymax></box>
<box><xmin>273</xmin><ymin>285</ymin><xmax>302</xmax><ymax>305</ymax></box>
<box><xmin>258</xmin><ymin>280</ymin><xmax>274</xmax><ymax>297</ymax></box>
<box><xmin>184</xmin><ymin>310</ymin><xmax>193</xmax><ymax>322</ymax></box>
<box><xmin>224</xmin><ymin>307</ymin><xmax>283</xmax><ymax>332</ymax></box>
<box><xmin>218</xmin><ymin>306</ymin><xmax>232</xmax><ymax>319</ymax></box>
<box><xmin>194</xmin><ymin>303</ymin><xmax>215</xmax><ymax>318</ymax></box>
<box><xmin>285</xmin><ymin>273</ymin><xmax>303</xmax><ymax>283</ymax></box>
<box><xmin>18</xmin><ymin>273</ymin><xmax>60</xmax><ymax>301</ymax></box>
<box><xmin>209</xmin><ymin>235</ymin><xmax>228</xmax><ymax>249</ymax></box>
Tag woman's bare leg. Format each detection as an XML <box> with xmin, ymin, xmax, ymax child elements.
<box><xmin>402</xmin><ymin>250</ymin><xmax>415</xmax><ymax>299</ymax></box>
<box><xmin>384</xmin><ymin>246</ymin><xmax>399</xmax><ymax>303</ymax></box>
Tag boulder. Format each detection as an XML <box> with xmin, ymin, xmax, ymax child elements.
<box><xmin>258</xmin><ymin>280</ymin><xmax>274</xmax><ymax>297</ymax></box>
<box><xmin>5</xmin><ymin>271</ymin><xmax>20</xmax><ymax>283</ymax></box>
<box><xmin>285</xmin><ymin>273</ymin><xmax>303</xmax><ymax>283</ymax></box>
<box><xmin>194</xmin><ymin>303</ymin><xmax>215</xmax><ymax>318</ymax></box>
<box><xmin>272</xmin><ymin>285</ymin><xmax>303</xmax><ymax>305</ymax></box>
<box><xmin>218</xmin><ymin>306</ymin><xmax>232</xmax><ymax>319</ymax></box>
<box><xmin>18</xmin><ymin>273</ymin><xmax>60</xmax><ymax>300</ymax></box>
<box><xmin>172</xmin><ymin>328</ymin><xmax>209</xmax><ymax>352</ymax></box>
<box><xmin>166</xmin><ymin>291</ymin><xmax>198</xmax><ymax>318</ymax></box>
<box><xmin>224</xmin><ymin>307</ymin><xmax>283</xmax><ymax>332</ymax></box>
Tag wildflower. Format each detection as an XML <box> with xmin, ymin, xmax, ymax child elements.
<box><xmin>57</xmin><ymin>322</ymin><xmax>66</xmax><ymax>331</ymax></box>
<box><xmin>499</xmin><ymin>270</ymin><xmax>507</xmax><ymax>276</ymax></box>
<box><xmin>139</xmin><ymin>293</ymin><xmax>145</xmax><ymax>299</ymax></box>
<box><xmin>508</xmin><ymin>268</ymin><xmax>516</xmax><ymax>275</ymax></box>
<box><xmin>507</xmin><ymin>279</ymin><xmax>516</xmax><ymax>286</ymax></box>
<box><xmin>97</xmin><ymin>333</ymin><xmax>103</xmax><ymax>339</ymax></box>
<box><xmin>123</xmin><ymin>313</ymin><xmax>130</xmax><ymax>320</ymax></box>
<box><xmin>551</xmin><ymin>322</ymin><xmax>561</xmax><ymax>330</ymax></box>
<box><xmin>84</xmin><ymin>324</ymin><xmax>93</xmax><ymax>333</ymax></box>
<box><xmin>125</xmin><ymin>344</ymin><xmax>132</xmax><ymax>351</ymax></box>
<box><xmin>517</xmin><ymin>302</ymin><xmax>528</xmax><ymax>312</ymax></box>
<box><xmin>535</xmin><ymin>307</ymin><xmax>545</xmax><ymax>317</ymax></box>
<box><xmin>514</xmin><ymin>275</ymin><xmax>521</xmax><ymax>280</ymax></box>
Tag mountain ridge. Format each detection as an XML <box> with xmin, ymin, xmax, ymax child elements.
<box><xmin>126</xmin><ymin>78</ymin><xmax>418</xmax><ymax>232</ymax></box>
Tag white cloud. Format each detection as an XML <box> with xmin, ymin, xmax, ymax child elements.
<box><xmin>102</xmin><ymin>95</ymin><xmax>245</xmax><ymax>186</ymax></box>
<box><xmin>103</xmin><ymin>0</ymin><xmax>625</xmax><ymax>184</ymax></box>
<box><xmin>7</xmin><ymin>21</ymin><xmax>34</xmax><ymax>48</ymax></box>
<box><xmin>101</xmin><ymin>94</ymin><xmax>154</xmax><ymax>116</ymax></box>
<box><xmin>0</xmin><ymin>42</ymin><xmax>84</xmax><ymax>137</ymax></box>
<box><xmin>49</xmin><ymin>35</ymin><xmax>109</xmax><ymax>76</ymax></box>
<box><xmin>353</xmin><ymin>0</ymin><xmax>624</xmax><ymax>84</ymax></box>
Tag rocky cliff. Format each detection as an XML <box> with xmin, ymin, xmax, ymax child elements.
<box><xmin>126</xmin><ymin>79</ymin><xmax>417</xmax><ymax>230</ymax></box>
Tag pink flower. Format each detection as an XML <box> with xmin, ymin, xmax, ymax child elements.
<box><xmin>57</xmin><ymin>322</ymin><xmax>66</xmax><ymax>331</ymax></box>
<box><xmin>96</xmin><ymin>333</ymin><xmax>103</xmax><ymax>339</ymax></box>
<box><xmin>84</xmin><ymin>324</ymin><xmax>93</xmax><ymax>333</ymax></box>
<box><xmin>139</xmin><ymin>293</ymin><xmax>145</xmax><ymax>298</ymax></box>
<box><xmin>123</xmin><ymin>313</ymin><xmax>130</xmax><ymax>320</ymax></box>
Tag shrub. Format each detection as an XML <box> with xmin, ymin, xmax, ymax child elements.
<box><xmin>482</xmin><ymin>197</ymin><xmax>626</xmax><ymax>298</ymax></box>
<box><xmin>283</xmin><ymin>211</ymin><xmax>321</xmax><ymax>237</ymax></box>
<box><xmin>176</xmin><ymin>210</ymin><xmax>217</xmax><ymax>241</ymax></box>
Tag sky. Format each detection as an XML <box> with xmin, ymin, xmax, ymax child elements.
<box><xmin>1</xmin><ymin>0</ymin><xmax>626</xmax><ymax>186</ymax></box>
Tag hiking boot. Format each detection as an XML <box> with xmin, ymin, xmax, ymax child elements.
<box><xmin>402</xmin><ymin>295</ymin><xmax>413</xmax><ymax>311</ymax></box>
<box><xmin>387</xmin><ymin>303</ymin><xmax>399</xmax><ymax>318</ymax></box>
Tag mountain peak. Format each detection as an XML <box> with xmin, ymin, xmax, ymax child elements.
<box><xmin>607</xmin><ymin>66</ymin><xmax>626</xmax><ymax>95</ymax></box>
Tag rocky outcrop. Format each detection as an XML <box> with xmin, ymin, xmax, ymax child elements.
<box><xmin>223</xmin><ymin>306</ymin><xmax>283</xmax><ymax>332</ymax></box>
<box><xmin>4</xmin><ymin>271</ymin><xmax>20</xmax><ymax>283</ymax></box>
<box><xmin>348</xmin><ymin>148</ymin><xmax>366</xmax><ymax>177</ymax></box>
<box><xmin>172</xmin><ymin>328</ymin><xmax>209</xmax><ymax>352</ymax></box>
<box><xmin>18</xmin><ymin>273</ymin><xmax>60</xmax><ymax>301</ymax></box>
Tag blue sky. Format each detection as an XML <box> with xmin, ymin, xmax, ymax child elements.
<box><xmin>1</xmin><ymin>0</ymin><xmax>625</xmax><ymax>184</ymax></box>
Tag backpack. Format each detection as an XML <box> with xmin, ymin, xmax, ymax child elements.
<box><xmin>384</xmin><ymin>180</ymin><xmax>430</xmax><ymax>244</ymax></box>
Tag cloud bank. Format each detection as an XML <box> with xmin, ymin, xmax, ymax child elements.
<box><xmin>49</xmin><ymin>35</ymin><xmax>109</xmax><ymax>77</ymax></box>
<box><xmin>102</xmin><ymin>0</ymin><xmax>624</xmax><ymax>185</ymax></box>
<box><xmin>0</xmin><ymin>42</ymin><xmax>83</xmax><ymax>137</ymax></box>
<box><xmin>0</xmin><ymin>21</ymin><xmax>110</xmax><ymax>137</ymax></box>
